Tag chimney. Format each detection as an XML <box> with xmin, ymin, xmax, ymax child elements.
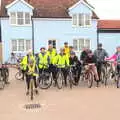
<box><xmin>0</xmin><ymin>0</ymin><xmax>5</xmax><ymax>16</ymax></box>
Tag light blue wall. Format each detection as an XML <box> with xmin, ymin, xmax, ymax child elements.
<box><xmin>99</xmin><ymin>33</ymin><xmax>120</xmax><ymax>56</ymax></box>
<box><xmin>1</xmin><ymin>0</ymin><xmax>98</xmax><ymax>62</ymax></box>
<box><xmin>1</xmin><ymin>18</ymin><xmax>32</xmax><ymax>62</ymax></box>
<box><xmin>34</xmin><ymin>19</ymin><xmax>97</xmax><ymax>55</ymax></box>
<box><xmin>69</xmin><ymin>3</ymin><xmax>92</xmax><ymax>15</ymax></box>
<box><xmin>7</xmin><ymin>0</ymin><xmax>33</xmax><ymax>13</ymax></box>
<box><xmin>34</xmin><ymin>2</ymin><xmax>97</xmax><ymax>56</ymax></box>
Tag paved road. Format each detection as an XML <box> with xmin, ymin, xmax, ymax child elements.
<box><xmin>0</xmin><ymin>68</ymin><xmax>120</xmax><ymax>120</ymax></box>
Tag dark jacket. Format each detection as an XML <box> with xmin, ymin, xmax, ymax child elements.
<box><xmin>80</xmin><ymin>51</ymin><xmax>88</xmax><ymax>61</ymax></box>
<box><xmin>84</xmin><ymin>55</ymin><xmax>97</xmax><ymax>64</ymax></box>
<box><xmin>69</xmin><ymin>56</ymin><xmax>81</xmax><ymax>66</ymax></box>
<box><xmin>94</xmin><ymin>49</ymin><xmax>108</xmax><ymax>62</ymax></box>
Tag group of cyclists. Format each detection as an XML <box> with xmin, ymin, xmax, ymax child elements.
<box><xmin>2</xmin><ymin>42</ymin><xmax>120</xmax><ymax>95</ymax></box>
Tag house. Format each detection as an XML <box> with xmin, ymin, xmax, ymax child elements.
<box><xmin>0</xmin><ymin>0</ymin><xmax>99</xmax><ymax>62</ymax></box>
<box><xmin>98</xmin><ymin>20</ymin><xmax>120</xmax><ymax>55</ymax></box>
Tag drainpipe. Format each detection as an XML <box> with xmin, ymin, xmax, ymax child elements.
<box><xmin>97</xmin><ymin>29</ymin><xmax>99</xmax><ymax>45</ymax></box>
<box><xmin>32</xmin><ymin>17</ymin><xmax>34</xmax><ymax>55</ymax></box>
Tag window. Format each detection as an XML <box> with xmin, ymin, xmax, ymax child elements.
<box><xmin>10</xmin><ymin>12</ymin><xmax>16</xmax><ymax>25</ymax></box>
<box><xmin>25</xmin><ymin>13</ymin><xmax>31</xmax><ymax>25</ymax></box>
<box><xmin>72</xmin><ymin>14</ymin><xmax>77</xmax><ymax>26</ymax></box>
<box><xmin>85</xmin><ymin>14</ymin><xmax>91</xmax><ymax>26</ymax></box>
<box><xmin>11</xmin><ymin>40</ymin><xmax>17</xmax><ymax>51</ymax></box>
<box><xmin>78</xmin><ymin>14</ymin><xmax>84</xmax><ymax>26</ymax></box>
<box><xmin>18</xmin><ymin>40</ymin><xmax>24</xmax><ymax>51</ymax></box>
<box><xmin>48</xmin><ymin>40</ymin><xmax>56</xmax><ymax>48</ymax></box>
<box><xmin>10</xmin><ymin>12</ymin><xmax>31</xmax><ymax>25</ymax></box>
<box><xmin>11</xmin><ymin>39</ymin><xmax>32</xmax><ymax>52</ymax></box>
<box><xmin>26</xmin><ymin>40</ymin><xmax>31</xmax><ymax>50</ymax></box>
<box><xmin>72</xmin><ymin>14</ymin><xmax>91</xmax><ymax>27</ymax></box>
<box><xmin>73</xmin><ymin>38</ymin><xmax>90</xmax><ymax>51</ymax></box>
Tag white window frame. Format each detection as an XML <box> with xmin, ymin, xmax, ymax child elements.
<box><xmin>11</xmin><ymin>39</ymin><xmax>32</xmax><ymax>53</ymax></box>
<box><xmin>72</xmin><ymin>14</ymin><xmax>92</xmax><ymax>27</ymax></box>
<box><xmin>73</xmin><ymin>38</ymin><xmax>91</xmax><ymax>52</ymax></box>
<box><xmin>9</xmin><ymin>12</ymin><xmax>32</xmax><ymax>26</ymax></box>
<box><xmin>47</xmin><ymin>39</ymin><xmax>57</xmax><ymax>49</ymax></box>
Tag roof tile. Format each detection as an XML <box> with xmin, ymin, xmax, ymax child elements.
<box><xmin>0</xmin><ymin>0</ymin><xmax>99</xmax><ymax>19</ymax></box>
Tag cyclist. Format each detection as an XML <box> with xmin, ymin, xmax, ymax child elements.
<box><xmin>64</xmin><ymin>42</ymin><xmax>70</xmax><ymax>57</ymax></box>
<box><xmin>21</xmin><ymin>49</ymin><xmax>38</xmax><ymax>95</ymax></box>
<box><xmin>94</xmin><ymin>43</ymin><xmax>108</xmax><ymax>81</ymax></box>
<box><xmin>26</xmin><ymin>59</ymin><xmax>38</xmax><ymax>95</ymax></box>
<box><xmin>80</xmin><ymin>47</ymin><xmax>89</xmax><ymax>63</ymax></box>
<box><xmin>55</xmin><ymin>48</ymin><xmax>69</xmax><ymax>86</ymax></box>
<box><xmin>106</xmin><ymin>46</ymin><xmax>120</xmax><ymax>74</ymax></box>
<box><xmin>38</xmin><ymin>47</ymin><xmax>50</xmax><ymax>74</ymax></box>
<box><xmin>69</xmin><ymin>51</ymin><xmax>81</xmax><ymax>85</ymax></box>
<box><xmin>84</xmin><ymin>50</ymin><xmax>99</xmax><ymax>86</ymax></box>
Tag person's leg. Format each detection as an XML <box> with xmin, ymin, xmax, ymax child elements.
<box><xmin>92</xmin><ymin>65</ymin><xmax>99</xmax><ymax>87</ymax></box>
<box><xmin>77</xmin><ymin>66</ymin><xmax>82</xmax><ymax>83</ymax></box>
<box><xmin>33</xmin><ymin>76</ymin><xmax>39</xmax><ymax>94</ymax></box>
<box><xmin>62</xmin><ymin>68</ymin><xmax>68</xmax><ymax>86</ymax></box>
<box><xmin>26</xmin><ymin>75</ymin><xmax>31</xmax><ymax>95</ymax></box>
<box><xmin>97</xmin><ymin>62</ymin><xmax>102</xmax><ymax>81</ymax></box>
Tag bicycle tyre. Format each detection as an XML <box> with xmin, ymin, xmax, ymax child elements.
<box><xmin>38</xmin><ymin>73</ymin><xmax>52</xmax><ymax>89</ymax></box>
<box><xmin>15</xmin><ymin>71</ymin><xmax>23</xmax><ymax>80</ymax></box>
<box><xmin>67</xmin><ymin>73</ymin><xmax>73</xmax><ymax>89</ymax></box>
<box><xmin>56</xmin><ymin>72</ymin><xmax>64</xmax><ymax>89</ymax></box>
<box><xmin>0</xmin><ymin>71</ymin><xmax>5</xmax><ymax>89</ymax></box>
<box><xmin>116</xmin><ymin>75</ymin><xmax>120</xmax><ymax>88</ymax></box>
<box><xmin>86</xmin><ymin>72</ymin><xmax>93</xmax><ymax>88</ymax></box>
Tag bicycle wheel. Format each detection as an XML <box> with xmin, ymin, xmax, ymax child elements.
<box><xmin>116</xmin><ymin>74</ymin><xmax>120</xmax><ymax>88</ymax></box>
<box><xmin>15</xmin><ymin>71</ymin><xmax>23</xmax><ymax>80</ymax></box>
<box><xmin>30</xmin><ymin>79</ymin><xmax>34</xmax><ymax>100</ymax></box>
<box><xmin>38</xmin><ymin>73</ymin><xmax>52</xmax><ymax>89</ymax></box>
<box><xmin>56</xmin><ymin>72</ymin><xmax>64</xmax><ymax>89</ymax></box>
<box><xmin>67</xmin><ymin>73</ymin><xmax>74</xmax><ymax>89</ymax></box>
<box><xmin>86</xmin><ymin>72</ymin><xmax>93</xmax><ymax>88</ymax></box>
<box><xmin>0</xmin><ymin>71</ymin><xmax>5</xmax><ymax>89</ymax></box>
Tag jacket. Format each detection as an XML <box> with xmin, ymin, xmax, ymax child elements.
<box><xmin>38</xmin><ymin>53</ymin><xmax>50</xmax><ymax>69</ymax></box>
<box><xmin>94</xmin><ymin>49</ymin><xmax>108</xmax><ymax>62</ymax></box>
<box><xmin>20</xmin><ymin>55</ymin><xmax>35</xmax><ymax>71</ymax></box>
<box><xmin>47</xmin><ymin>48</ymin><xmax>57</xmax><ymax>64</ymax></box>
<box><xmin>55</xmin><ymin>53</ymin><xmax>69</xmax><ymax>68</ymax></box>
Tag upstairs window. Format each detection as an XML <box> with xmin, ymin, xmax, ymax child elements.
<box><xmin>72</xmin><ymin>14</ymin><xmax>91</xmax><ymax>27</ymax></box>
<box><xmin>10</xmin><ymin>12</ymin><xmax>31</xmax><ymax>25</ymax></box>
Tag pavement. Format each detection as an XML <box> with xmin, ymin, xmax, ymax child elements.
<box><xmin>0</xmin><ymin>68</ymin><xmax>120</xmax><ymax>120</ymax></box>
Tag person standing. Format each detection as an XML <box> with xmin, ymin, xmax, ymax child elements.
<box><xmin>21</xmin><ymin>50</ymin><xmax>38</xmax><ymax>95</ymax></box>
<box><xmin>94</xmin><ymin>43</ymin><xmax>108</xmax><ymax>81</ymax></box>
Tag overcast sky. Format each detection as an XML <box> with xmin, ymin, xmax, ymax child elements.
<box><xmin>0</xmin><ymin>0</ymin><xmax>120</xmax><ymax>19</ymax></box>
<box><xmin>88</xmin><ymin>0</ymin><xmax>120</xmax><ymax>19</ymax></box>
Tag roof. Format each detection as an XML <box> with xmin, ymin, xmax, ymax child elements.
<box><xmin>0</xmin><ymin>0</ymin><xmax>99</xmax><ymax>19</ymax></box>
<box><xmin>98</xmin><ymin>20</ymin><xmax>120</xmax><ymax>29</ymax></box>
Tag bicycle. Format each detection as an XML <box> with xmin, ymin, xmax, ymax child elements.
<box><xmin>37</xmin><ymin>64</ymin><xmax>53</xmax><ymax>89</ymax></box>
<box><xmin>15</xmin><ymin>65</ymin><xmax>24</xmax><ymax>80</ymax></box>
<box><xmin>80</xmin><ymin>64</ymin><xmax>95</xmax><ymax>88</ymax></box>
<box><xmin>67</xmin><ymin>65</ymin><xmax>77</xmax><ymax>89</ymax></box>
<box><xmin>1</xmin><ymin>63</ymin><xmax>9</xmax><ymax>83</ymax></box>
<box><xmin>114</xmin><ymin>63</ymin><xmax>120</xmax><ymax>88</ymax></box>
<box><xmin>0</xmin><ymin>69</ymin><xmax>5</xmax><ymax>89</ymax></box>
